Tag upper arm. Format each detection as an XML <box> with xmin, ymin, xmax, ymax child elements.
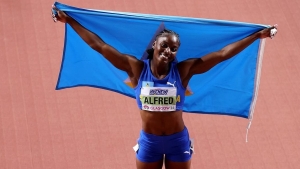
<box><xmin>92</xmin><ymin>42</ymin><xmax>144</xmax><ymax>82</ymax></box>
<box><xmin>190</xmin><ymin>51</ymin><xmax>224</xmax><ymax>74</ymax></box>
<box><xmin>178</xmin><ymin>51</ymin><xmax>224</xmax><ymax>87</ymax></box>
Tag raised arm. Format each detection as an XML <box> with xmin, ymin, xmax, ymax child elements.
<box><xmin>52</xmin><ymin>5</ymin><xmax>143</xmax><ymax>85</ymax></box>
<box><xmin>178</xmin><ymin>26</ymin><xmax>277</xmax><ymax>87</ymax></box>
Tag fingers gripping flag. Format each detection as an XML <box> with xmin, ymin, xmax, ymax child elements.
<box><xmin>54</xmin><ymin>2</ymin><xmax>268</xmax><ymax>118</ymax></box>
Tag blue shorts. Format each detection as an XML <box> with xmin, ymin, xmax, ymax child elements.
<box><xmin>133</xmin><ymin>127</ymin><xmax>194</xmax><ymax>163</ymax></box>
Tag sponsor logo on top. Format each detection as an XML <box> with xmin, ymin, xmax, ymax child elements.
<box><xmin>149</xmin><ymin>89</ymin><xmax>168</xmax><ymax>95</ymax></box>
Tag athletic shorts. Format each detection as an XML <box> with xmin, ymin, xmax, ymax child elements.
<box><xmin>133</xmin><ymin>127</ymin><xmax>194</xmax><ymax>163</ymax></box>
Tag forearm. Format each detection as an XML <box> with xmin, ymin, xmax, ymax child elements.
<box><xmin>220</xmin><ymin>31</ymin><xmax>260</xmax><ymax>60</ymax></box>
<box><xmin>64</xmin><ymin>15</ymin><xmax>135</xmax><ymax>72</ymax></box>
<box><xmin>182</xmin><ymin>26</ymin><xmax>274</xmax><ymax>76</ymax></box>
<box><xmin>191</xmin><ymin>31</ymin><xmax>261</xmax><ymax>74</ymax></box>
<box><xmin>66</xmin><ymin>16</ymin><xmax>105</xmax><ymax>49</ymax></box>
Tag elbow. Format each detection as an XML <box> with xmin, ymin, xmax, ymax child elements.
<box><xmin>216</xmin><ymin>50</ymin><xmax>227</xmax><ymax>61</ymax></box>
<box><xmin>90</xmin><ymin>41</ymin><xmax>105</xmax><ymax>53</ymax></box>
<box><xmin>84</xmin><ymin>34</ymin><xmax>106</xmax><ymax>52</ymax></box>
<box><xmin>89</xmin><ymin>41</ymin><xmax>99</xmax><ymax>50</ymax></box>
<box><xmin>218</xmin><ymin>49</ymin><xmax>236</xmax><ymax>61</ymax></box>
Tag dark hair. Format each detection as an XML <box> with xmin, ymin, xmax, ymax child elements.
<box><xmin>147</xmin><ymin>29</ymin><xmax>180</xmax><ymax>59</ymax></box>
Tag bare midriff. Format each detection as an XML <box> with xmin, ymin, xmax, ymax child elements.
<box><xmin>139</xmin><ymin>110</ymin><xmax>185</xmax><ymax>136</ymax></box>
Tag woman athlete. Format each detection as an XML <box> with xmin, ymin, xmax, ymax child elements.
<box><xmin>52</xmin><ymin>5</ymin><xmax>277</xmax><ymax>169</ymax></box>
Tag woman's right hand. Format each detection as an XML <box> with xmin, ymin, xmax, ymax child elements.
<box><xmin>52</xmin><ymin>5</ymin><xmax>69</xmax><ymax>23</ymax></box>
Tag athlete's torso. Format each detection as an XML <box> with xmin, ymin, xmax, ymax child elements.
<box><xmin>134</xmin><ymin>59</ymin><xmax>186</xmax><ymax>112</ymax></box>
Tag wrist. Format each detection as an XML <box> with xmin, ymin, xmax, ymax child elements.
<box><xmin>65</xmin><ymin>16</ymin><xmax>72</xmax><ymax>23</ymax></box>
<box><xmin>254</xmin><ymin>31</ymin><xmax>261</xmax><ymax>39</ymax></box>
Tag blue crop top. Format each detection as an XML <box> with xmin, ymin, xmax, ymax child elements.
<box><xmin>134</xmin><ymin>59</ymin><xmax>186</xmax><ymax>112</ymax></box>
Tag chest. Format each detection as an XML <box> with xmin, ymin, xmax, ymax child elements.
<box><xmin>140</xmin><ymin>86</ymin><xmax>178</xmax><ymax>111</ymax></box>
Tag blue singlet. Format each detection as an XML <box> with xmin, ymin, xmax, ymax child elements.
<box><xmin>134</xmin><ymin>59</ymin><xmax>186</xmax><ymax>111</ymax></box>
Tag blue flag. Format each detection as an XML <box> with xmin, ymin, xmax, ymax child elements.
<box><xmin>55</xmin><ymin>2</ymin><xmax>268</xmax><ymax>118</ymax></box>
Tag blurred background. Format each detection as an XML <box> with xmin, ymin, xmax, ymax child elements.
<box><xmin>0</xmin><ymin>0</ymin><xmax>299</xmax><ymax>168</ymax></box>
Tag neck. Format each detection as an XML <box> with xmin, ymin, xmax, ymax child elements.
<box><xmin>150</xmin><ymin>59</ymin><xmax>170</xmax><ymax>79</ymax></box>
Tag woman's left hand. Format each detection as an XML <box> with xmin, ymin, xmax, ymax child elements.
<box><xmin>258</xmin><ymin>24</ymin><xmax>278</xmax><ymax>39</ymax></box>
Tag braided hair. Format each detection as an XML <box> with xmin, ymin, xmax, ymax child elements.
<box><xmin>147</xmin><ymin>29</ymin><xmax>180</xmax><ymax>59</ymax></box>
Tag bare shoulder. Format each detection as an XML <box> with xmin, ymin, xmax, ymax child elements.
<box><xmin>126</xmin><ymin>56</ymin><xmax>145</xmax><ymax>85</ymax></box>
<box><xmin>127</xmin><ymin>55</ymin><xmax>144</xmax><ymax>73</ymax></box>
<box><xmin>177</xmin><ymin>58</ymin><xmax>197</xmax><ymax>76</ymax></box>
<box><xmin>176</xmin><ymin>59</ymin><xmax>197</xmax><ymax>88</ymax></box>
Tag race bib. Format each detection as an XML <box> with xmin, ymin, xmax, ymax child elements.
<box><xmin>140</xmin><ymin>87</ymin><xmax>177</xmax><ymax>112</ymax></box>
